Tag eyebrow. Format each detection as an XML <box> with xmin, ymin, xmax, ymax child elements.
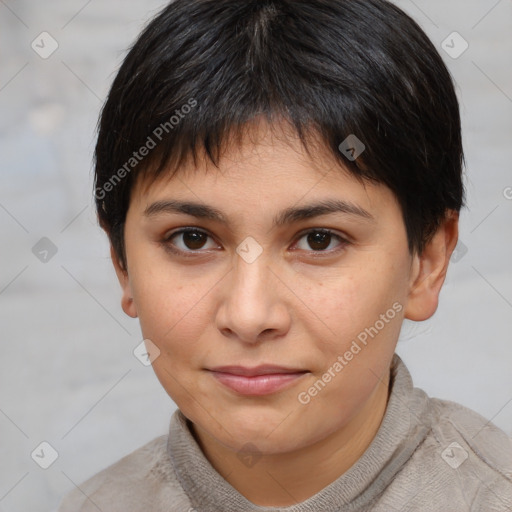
<box><xmin>144</xmin><ymin>198</ymin><xmax>375</xmax><ymax>226</ymax></box>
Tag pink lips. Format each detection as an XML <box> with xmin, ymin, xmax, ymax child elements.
<box><xmin>208</xmin><ymin>365</ymin><xmax>308</xmax><ymax>396</ymax></box>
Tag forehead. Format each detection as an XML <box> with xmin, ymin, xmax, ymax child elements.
<box><xmin>129</xmin><ymin>118</ymin><xmax>400</xmax><ymax>224</ymax></box>
<box><xmin>139</xmin><ymin>116</ymin><xmax>337</xmax><ymax>186</ymax></box>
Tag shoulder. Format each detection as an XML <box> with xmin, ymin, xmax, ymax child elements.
<box><xmin>57</xmin><ymin>435</ymin><xmax>192</xmax><ymax>512</ymax></box>
<box><xmin>381</xmin><ymin>356</ymin><xmax>512</xmax><ymax>510</ymax></box>
<box><xmin>414</xmin><ymin>396</ymin><xmax>512</xmax><ymax>510</ymax></box>
<box><xmin>429</xmin><ymin>397</ymin><xmax>512</xmax><ymax>476</ymax></box>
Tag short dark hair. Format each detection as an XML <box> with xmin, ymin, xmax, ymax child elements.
<box><xmin>94</xmin><ymin>0</ymin><xmax>465</xmax><ymax>270</ymax></box>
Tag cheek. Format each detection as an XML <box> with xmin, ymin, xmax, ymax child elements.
<box><xmin>295</xmin><ymin>269</ymin><xmax>404</xmax><ymax>424</ymax></box>
<box><xmin>132</xmin><ymin>271</ymin><xmax>213</xmax><ymax>400</ymax></box>
<box><xmin>130</xmin><ymin>265</ymin><xmax>214</xmax><ymax>356</ymax></box>
<box><xmin>303</xmin><ymin>260</ymin><xmax>405</xmax><ymax>351</ymax></box>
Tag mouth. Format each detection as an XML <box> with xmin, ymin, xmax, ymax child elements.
<box><xmin>206</xmin><ymin>365</ymin><xmax>309</xmax><ymax>396</ymax></box>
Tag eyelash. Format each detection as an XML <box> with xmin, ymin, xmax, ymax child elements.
<box><xmin>161</xmin><ymin>227</ymin><xmax>350</xmax><ymax>258</ymax></box>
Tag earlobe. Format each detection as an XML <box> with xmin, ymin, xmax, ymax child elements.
<box><xmin>404</xmin><ymin>210</ymin><xmax>459</xmax><ymax>321</ymax></box>
<box><xmin>121</xmin><ymin>295</ymin><xmax>138</xmax><ymax>319</ymax></box>
<box><xmin>110</xmin><ymin>245</ymin><xmax>138</xmax><ymax>319</ymax></box>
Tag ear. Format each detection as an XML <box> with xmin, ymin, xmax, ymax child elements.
<box><xmin>404</xmin><ymin>210</ymin><xmax>459</xmax><ymax>321</ymax></box>
<box><xmin>110</xmin><ymin>245</ymin><xmax>138</xmax><ymax>318</ymax></box>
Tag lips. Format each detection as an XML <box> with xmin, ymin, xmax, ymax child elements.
<box><xmin>207</xmin><ymin>365</ymin><xmax>308</xmax><ymax>395</ymax></box>
<box><xmin>209</xmin><ymin>365</ymin><xmax>306</xmax><ymax>376</ymax></box>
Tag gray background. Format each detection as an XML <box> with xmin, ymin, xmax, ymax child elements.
<box><xmin>0</xmin><ymin>1</ymin><xmax>511</xmax><ymax>511</ymax></box>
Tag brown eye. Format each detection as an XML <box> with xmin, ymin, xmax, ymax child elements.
<box><xmin>306</xmin><ymin>231</ymin><xmax>331</xmax><ymax>251</ymax></box>
<box><xmin>163</xmin><ymin>228</ymin><xmax>218</xmax><ymax>254</ymax></box>
<box><xmin>180</xmin><ymin>230</ymin><xmax>208</xmax><ymax>250</ymax></box>
<box><xmin>295</xmin><ymin>229</ymin><xmax>348</xmax><ymax>253</ymax></box>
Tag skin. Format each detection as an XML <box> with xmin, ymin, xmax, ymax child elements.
<box><xmin>111</xmin><ymin>118</ymin><xmax>459</xmax><ymax>506</ymax></box>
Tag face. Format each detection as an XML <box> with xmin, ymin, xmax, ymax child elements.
<box><xmin>115</xmin><ymin>119</ymin><xmax>434</xmax><ymax>455</ymax></box>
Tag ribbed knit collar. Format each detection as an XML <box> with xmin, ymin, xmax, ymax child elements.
<box><xmin>167</xmin><ymin>353</ymin><xmax>432</xmax><ymax>511</ymax></box>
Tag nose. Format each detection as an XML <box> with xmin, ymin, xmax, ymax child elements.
<box><xmin>215</xmin><ymin>251</ymin><xmax>291</xmax><ymax>345</ymax></box>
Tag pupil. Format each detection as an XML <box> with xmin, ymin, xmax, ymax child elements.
<box><xmin>308</xmin><ymin>232</ymin><xmax>330</xmax><ymax>251</ymax></box>
<box><xmin>184</xmin><ymin>231</ymin><xmax>206</xmax><ymax>250</ymax></box>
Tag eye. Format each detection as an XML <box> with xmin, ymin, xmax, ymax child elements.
<box><xmin>161</xmin><ymin>227</ymin><xmax>349</xmax><ymax>257</ymax></box>
<box><xmin>293</xmin><ymin>228</ymin><xmax>349</xmax><ymax>253</ymax></box>
<box><xmin>162</xmin><ymin>228</ymin><xmax>219</xmax><ymax>255</ymax></box>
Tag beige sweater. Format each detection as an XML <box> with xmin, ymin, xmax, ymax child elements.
<box><xmin>57</xmin><ymin>354</ymin><xmax>512</xmax><ymax>511</ymax></box>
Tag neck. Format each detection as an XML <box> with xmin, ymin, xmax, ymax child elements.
<box><xmin>190</xmin><ymin>373</ymin><xmax>390</xmax><ymax>507</ymax></box>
